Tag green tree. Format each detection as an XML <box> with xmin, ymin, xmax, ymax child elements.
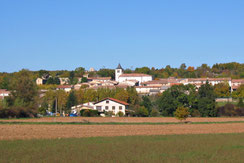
<box><xmin>66</xmin><ymin>91</ymin><xmax>77</xmax><ymax>113</ymax></box>
<box><xmin>10</xmin><ymin>69</ymin><xmax>38</xmax><ymax>107</ymax></box>
<box><xmin>197</xmin><ymin>81</ymin><xmax>217</xmax><ymax>117</ymax></box>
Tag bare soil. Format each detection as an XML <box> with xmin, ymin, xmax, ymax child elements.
<box><xmin>1</xmin><ymin>123</ymin><xmax>244</xmax><ymax>140</ymax></box>
<box><xmin>1</xmin><ymin>117</ymin><xmax>244</xmax><ymax>123</ymax></box>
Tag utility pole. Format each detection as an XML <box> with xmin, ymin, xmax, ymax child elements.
<box><xmin>55</xmin><ymin>97</ymin><xmax>58</xmax><ymax>116</ymax></box>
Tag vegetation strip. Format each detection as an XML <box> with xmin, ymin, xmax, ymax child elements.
<box><xmin>0</xmin><ymin>121</ymin><xmax>244</xmax><ymax>125</ymax></box>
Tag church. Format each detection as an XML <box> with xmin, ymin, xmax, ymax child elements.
<box><xmin>115</xmin><ymin>64</ymin><xmax>153</xmax><ymax>86</ymax></box>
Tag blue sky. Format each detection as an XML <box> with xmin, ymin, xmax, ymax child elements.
<box><xmin>0</xmin><ymin>0</ymin><xmax>243</xmax><ymax>72</ymax></box>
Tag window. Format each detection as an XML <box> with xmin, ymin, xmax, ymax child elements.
<box><xmin>105</xmin><ymin>106</ymin><xmax>109</xmax><ymax>110</ymax></box>
<box><xmin>106</xmin><ymin>101</ymin><xmax>109</xmax><ymax>104</ymax></box>
<box><xmin>119</xmin><ymin>106</ymin><xmax>122</xmax><ymax>110</ymax></box>
<box><xmin>96</xmin><ymin>106</ymin><xmax>102</xmax><ymax>111</ymax></box>
<box><xmin>112</xmin><ymin>106</ymin><xmax>115</xmax><ymax>110</ymax></box>
<box><xmin>117</xmin><ymin>70</ymin><xmax>120</xmax><ymax>73</ymax></box>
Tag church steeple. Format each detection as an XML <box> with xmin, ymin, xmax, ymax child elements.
<box><xmin>115</xmin><ymin>63</ymin><xmax>123</xmax><ymax>82</ymax></box>
<box><xmin>116</xmin><ymin>63</ymin><xmax>123</xmax><ymax>70</ymax></box>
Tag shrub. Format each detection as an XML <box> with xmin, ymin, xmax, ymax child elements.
<box><xmin>191</xmin><ymin>109</ymin><xmax>201</xmax><ymax>117</ymax></box>
<box><xmin>150</xmin><ymin>108</ymin><xmax>160</xmax><ymax>117</ymax></box>
<box><xmin>174</xmin><ymin>106</ymin><xmax>190</xmax><ymax>121</ymax></box>
<box><xmin>105</xmin><ymin>111</ymin><xmax>115</xmax><ymax>117</ymax></box>
<box><xmin>0</xmin><ymin>106</ymin><xmax>37</xmax><ymax>118</ymax></box>
<box><xmin>116</xmin><ymin>111</ymin><xmax>124</xmax><ymax>117</ymax></box>
<box><xmin>80</xmin><ymin>109</ymin><xmax>99</xmax><ymax>117</ymax></box>
<box><xmin>217</xmin><ymin>104</ymin><xmax>236</xmax><ymax>117</ymax></box>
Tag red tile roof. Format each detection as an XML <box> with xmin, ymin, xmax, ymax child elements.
<box><xmin>88</xmin><ymin>77</ymin><xmax>111</xmax><ymax>80</ymax></box>
<box><xmin>119</xmin><ymin>73</ymin><xmax>152</xmax><ymax>77</ymax></box>
<box><xmin>94</xmin><ymin>97</ymin><xmax>129</xmax><ymax>105</ymax></box>
<box><xmin>57</xmin><ymin>85</ymin><xmax>73</xmax><ymax>89</ymax></box>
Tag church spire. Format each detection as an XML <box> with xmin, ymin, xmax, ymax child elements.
<box><xmin>116</xmin><ymin>63</ymin><xmax>123</xmax><ymax>69</ymax></box>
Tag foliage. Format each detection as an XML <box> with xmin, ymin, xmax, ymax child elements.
<box><xmin>217</xmin><ymin>104</ymin><xmax>244</xmax><ymax>116</ymax></box>
<box><xmin>156</xmin><ymin>84</ymin><xmax>197</xmax><ymax>116</ymax></box>
<box><xmin>214</xmin><ymin>83</ymin><xmax>230</xmax><ymax>97</ymax></box>
<box><xmin>105</xmin><ymin>111</ymin><xmax>114</xmax><ymax>117</ymax></box>
<box><xmin>0</xmin><ymin>106</ymin><xmax>37</xmax><ymax>118</ymax></box>
<box><xmin>174</xmin><ymin>106</ymin><xmax>190</xmax><ymax>121</ymax></box>
<box><xmin>80</xmin><ymin>109</ymin><xmax>99</xmax><ymax>117</ymax></box>
<box><xmin>134</xmin><ymin>106</ymin><xmax>149</xmax><ymax>117</ymax></box>
<box><xmin>150</xmin><ymin>108</ymin><xmax>160</xmax><ymax>117</ymax></box>
<box><xmin>66</xmin><ymin>91</ymin><xmax>77</xmax><ymax>112</ymax></box>
<box><xmin>97</xmin><ymin>69</ymin><xmax>115</xmax><ymax>80</ymax></box>
<box><xmin>197</xmin><ymin>81</ymin><xmax>217</xmax><ymax>117</ymax></box>
<box><xmin>232</xmin><ymin>84</ymin><xmax>244</xmax><ymax>98</ymax></box>
<box><xmin>9</xmin><ymin>70</ymin><xmax>38</xmax><ymax>107</ymax></box>
<box><xmin>116</xmin><ymin>111</ymin><xmax>124</xmax><ymax>117</ymax></box>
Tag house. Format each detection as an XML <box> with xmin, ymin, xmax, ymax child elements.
<box><xmin>71</xmin><ymin>102</ymin><xmax>95</xmax><ymax>114</ymax></box>
<box><xmin>0</xmin><ymin>89</ymin><xmax>10</xmax><ymax>100</ymax></box>
<box><xmin>135</xmin><ymin>86</ymin><xmax>161</xmax><ymax>94</ymax></box>
<box><xmin>87</xmin><ymin>77</ymin><xmax>112</xmax><ymax>82</ymax></box>
<box><xmin>36</xmin><ymin>78</ymin><xmax>44</xmax><ymax>85</ymax></box>
<box><xmin>59</xmin><ymin>78</ymin><xmax>70</xmax><ymax>85</ymax></box>
<box><xmin>94</xmin><ymin>97</ymin><xmax>129</xmax><ymax>115</ymax></box>
<box><xmin>56</xmin><ymin>85</ymin><xmax>73</xmax><ymax>92</ymax></box>
<box><xmin>232</xmin><ymin>79</ymin><xmax>244</xmax><ymax>91</ymax></box>
<box><xmin>115</xmin><ymin>64</ymin><xmax>153</xmax><ymax>85</ymax></box>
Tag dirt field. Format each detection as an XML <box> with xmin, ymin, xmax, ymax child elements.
<box><xmin>1</xmin><ymin>123</ymin><xmax>244</xmax><ymax>140</ymax></box>
<box><xmin>1</xmin><ymin>117</ymin><xmax>244</xmax><ymax>123</ymax></box>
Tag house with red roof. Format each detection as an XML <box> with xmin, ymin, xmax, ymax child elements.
<box><xmin>94</xmin><ymin>97</ymin><xmax>129</xmax><ymax>116</ymax></box>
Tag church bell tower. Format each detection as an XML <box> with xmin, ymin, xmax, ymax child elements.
<box><xmin>115</xmin><ymin>63</ymin><xmax>123</xmax><ymax>82</ymax></box>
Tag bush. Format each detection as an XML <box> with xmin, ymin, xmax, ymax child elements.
<box><xmin>174</xmin><ymin>106</ymin><xmax>190</xmax><ymax>121</ymax></box>
<box><xmin>217</xmin><ymin>104</ymin><xmax>244</xmax><ymax>117</ymax></box>
<box><xmin>191</xmin><ymin>109</ymin><xmax>201</xmax><ymax>117</ymax></box>
<box><xmin>150</xmin><ymin>108</ymin><xmax>160</xmax><ymax>117</ymax></box>
<box><xmin>0</xmin><ymin>106</ymin><xmax>37</xmax><ymax>118</ymax></box>
<box><xmin>134</xmin><ymin>106</ymin><xmax>149</xmax><ymax>117</ymax></box>
<box><xmin>116</xmin><ymin>111</ymin><xmax>124</xmax><ymax>117</ymax></box>
<box><xmin>80</xmin><ymin>109</ymin><xmax>99</xmax><ymax>117</ymax></box>
<box><xmin>105</xmin><ymin>111</ymin><xmax>115</xmax><ymax>117</ymax></box>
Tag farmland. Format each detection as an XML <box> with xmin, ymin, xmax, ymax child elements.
<box><xmin>1</xmin><ymin>133</ymin><xmax>244</xmax><ymax>162</ymax></box>
<box><xmin>1</xmin><ymin>117</ymin><xmax>244</xmax><ymax>162</ymax></box>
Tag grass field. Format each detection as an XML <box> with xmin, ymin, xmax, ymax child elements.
<box><xmin>1</xmin><ymin>133</ymin><xmax>244</xmax><ymax>163</ymax></box>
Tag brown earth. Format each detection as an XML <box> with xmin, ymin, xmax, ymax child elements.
<box><xmin>1</xmin><ymin>117</ymin><xmax>244</xmax><ymax>123</ymax></box>
<box><xmin>0</xmin><ymin>123</ymin><xmax>244</xmax><ymax>140</ymax></box>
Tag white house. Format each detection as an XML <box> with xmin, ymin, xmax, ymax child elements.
<box><xmin>94</xmin><ymin>97</ymin><xmax>129</xmax><ymax>115</ymax></box>
<box><xmin>115</xmin><ymin>64</ymin><xmax>153</xmax><ymax>85</ymax></box>
<box><xmin>56</xmin><ymin>85</ymin><xmax>73</xmax><ymax>92</ymax></box>
<box><xmin>0</xmin><ymin>89</ymin><xmax>10</xmax><ymax>100</ymax></box>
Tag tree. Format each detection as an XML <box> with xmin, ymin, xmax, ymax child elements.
<box><xmin>197</xmin><ymin>81</ymin><xmax>217</xmax><ymax>117</ymax></box>
<box><xmin>66</xmin><ymin>91</ymin><xmax>77</xmax><ymax>113</ymax></box>
<box><xmin>141</xmin><ymin>96</ymin><xmax>152</xmax><ymax>113</ymax></box>
<box><xmin>134</xmin><ymin>106</ymin><xmax>149</xmax><ymax>117</ymax></box>
<box><xmin>214</xmin><ymin>83</ymin><xmax>230</xmax><ymax>97</ymax></box>
<box><xmin>10</xmin><ymin>69</ymin><xmax>38</xmax><ymax>107</ymax></box>
<box><xmin>174</xmin><ymin>106</ymin><xmax>190</xmax><ymax>121</ymax></box>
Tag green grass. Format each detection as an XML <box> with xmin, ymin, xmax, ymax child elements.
<box><xmin>1</xmin><ymin>133</ymin><xmax>244</xmax><ymax>163</ymax></box>
<box><xmin>0</xmin><ymin>120</ymin><xmax>244</xmax><ymax>125</ymax></box>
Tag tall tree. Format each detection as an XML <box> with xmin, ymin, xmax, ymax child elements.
<box><xmin>197</xmin><ymin>81</ymin><xmax>216</xmax><ymax>117</ymax></box>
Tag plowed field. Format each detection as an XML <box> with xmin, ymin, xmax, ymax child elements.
<box><xmin>1</xmin><ymin>123</ymin><xmax>244</xmax><ymax>140</ymax></box>
<box><xmin>1</xmin><ymin>117</ymin><xmax>244</xmax><ymax>123</ymax></box>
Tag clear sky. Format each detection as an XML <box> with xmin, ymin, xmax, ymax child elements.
<box><xmin>0</xmin><ymin>0</ymin><xmax>243</xmax><ymax>72</ymax></box>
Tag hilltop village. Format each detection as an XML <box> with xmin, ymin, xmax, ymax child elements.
<box><xmin>35</xmin><ymin>64</ymin><xmax>243</xmax><ymax>95</ymax></box>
